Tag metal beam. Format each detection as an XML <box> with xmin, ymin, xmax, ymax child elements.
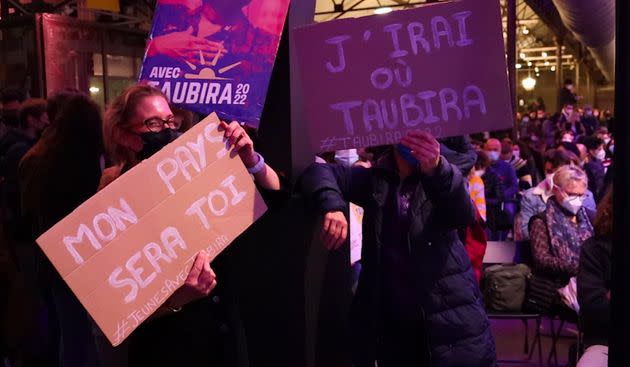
<box><xmin>521</xmin><ymin>46</ymin><xmax>566</xmax><ymax>52</ymax></box>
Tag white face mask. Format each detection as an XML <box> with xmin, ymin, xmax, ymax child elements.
<box><xmin>475</xmin><ymin>169</ymin><xmax>486</xmax><ymax>177</ymax></box>
<box><xmin>603</xmin><ymin>138</ymin><xmax>611</xmax><ymax>145</ymax></box>
<box><xmin>334</xmin><ymin>149</ymin><xmax>359</xmax><ymax>167</ymax></box>
<box><xmin>545</xmin><ymin>173</ymin><xmax>555</xmax><ymax>182</ymax></box>
<box><xmin>562</xmin><ymin>136</ymin><xmax>573</xmax><ymax>143</ymax></box>
<box><xmin>594</xmin><ymin>149</ymin><xmax>606</xmax><ymax>161</ymax></box>
<box><xmin>561</xmin><ymin>195</ymin><xmax>584</xmax><ymax>215</ymax></box>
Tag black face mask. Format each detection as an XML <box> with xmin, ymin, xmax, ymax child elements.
<box><xmin>1</xmin><ymin>109</ymin><xmax>19</xmax><ymax>128</ymax></box>
<box><xmin>138</xmin><ymin>129</ymin><xmax>181</xmax><ymax>160</ymax></box>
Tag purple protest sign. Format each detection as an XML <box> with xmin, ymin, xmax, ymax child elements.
<box><xmin>139</xmin><ymin>0</ymin><xmax>290</xmax><ymax>128</ymax></box>
<box><xmin>294</xmin><ymin>0</ymin><xmax>512</xmax><ymax>153</ymax></box>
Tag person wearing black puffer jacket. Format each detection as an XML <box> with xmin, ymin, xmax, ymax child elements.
<box><xmin>300</xmin><ymin>130</ymin><xmax>496</xmax><ymax>367</ymax></box>
<box><xmin>577</xmin><ymin>187</ymin><xmax>612</xmax><ymax>367</ymax></box>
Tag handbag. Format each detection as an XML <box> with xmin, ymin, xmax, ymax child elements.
<box><xmin>483</xmin><ymin>264</ymin><xmax>531</xmax><ymax>312</ymax></box>
<box><xmin>523</xmin><ymin>272</ymin><xmax>564</xmax><ymax>314</ymax></box>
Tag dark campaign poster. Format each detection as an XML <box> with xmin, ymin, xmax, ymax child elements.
<box><xmin>140</xmin><ymin>0</ymin><xmax>290</xmax><ymax>127</ymax></box>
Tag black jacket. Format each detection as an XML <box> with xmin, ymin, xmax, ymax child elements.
<box><xmin>577</xmin><ymin>237</ymin><xmax>611</xmax><ymax>347</ymax></box>
<box><xmin>300</xmin><ymin>155</ymin><xmax>496</xmax><ymax>367</ymax></box>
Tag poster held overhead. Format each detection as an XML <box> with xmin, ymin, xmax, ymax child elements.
<box><xmin>139</xmin><ymin>0</ymin><xmax>291</xmax><ymax>128</ymax></box>
<box><xmin>293</xmin><ymin>0</ymin><xmax>512</xmax><ymax>153</ymax></box>
<box><xmin>36</xmin><ymin>113</ymin><xmax>267</xmax><ymax>346</ymax></box>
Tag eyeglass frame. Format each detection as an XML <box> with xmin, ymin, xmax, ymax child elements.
<box><xmin>143</xmin><ymin>115</ymin><xmax>182</xmax><ymax>132</ymax></box>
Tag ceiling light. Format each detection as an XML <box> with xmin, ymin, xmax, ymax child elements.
<box><xmin>544</xmin><ymin>61</ymin><xmax>550</xmax><ymax>66</ymax></box>
<box><xmin>542</xmin><ymin>52</ymin><xmax>548</xmax><ymax>58</ymax></box>
<box><xmin>527</xmin><ymin>61</ymin><xmax>533</xmax><ymax>66</ymax></box>
<box><xmin>522</xmin><ymin>27</ymin><xmax>530</xmax><ymax>35</ymax></box>
<box><xmin>520</xmin><ymin>52</ymin><xmax>526</xmax><ymax>59</ymax></box>
<box><xmin>522</xmin><ymin>76</ymin><xmax>536</xmax><ymax>91</ymax></box>
<box><xmin>516</xmin><ymin>63</ymin><xmax>522</xmax><ymax>69</ymax></box>
<box><xmin>89</xmin><ymin>86</ymin><xmax>100</xmax><ymax>93</ymax></box>
<box><xmin>534</xmin><ymin>67</ymin><xmax>539</xmax><ymax>72</ymax></box>
<box><xmin>374</xmin><ymin>7</ymin><xmax>392</xmax><ymax>15</ymax></box>
<box><xmin>551</xmin><ymin>66</ymin><xmax>556</xmax><ymax>71</ymax></box>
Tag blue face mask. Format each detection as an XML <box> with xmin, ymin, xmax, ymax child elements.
<box><xmin>397</xmin><ymin>144</ymin><xmax>419</xmax><ymax>167</ymax></box>
<box><xmin>487</xmin><ymin>150</ymin><xmax>500</xmax><ymax>162</ymax></box>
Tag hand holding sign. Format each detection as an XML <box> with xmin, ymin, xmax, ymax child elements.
<box><xmin>167</xmin><ymin>250</ymin><xmax>217</xmax><ymax>308</ymax></box>
<box><xmin>220</xmin><ymin>121</ymin><xmax>257</xmax><ymax>168</ymax></box>
<box><xmin>400</xmin><ymin>131</ymin><xmax>441</xmax><ymax>175</ymax></box>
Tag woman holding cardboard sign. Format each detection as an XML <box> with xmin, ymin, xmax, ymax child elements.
<box><xmin>96</xmin><ymin>84</ymin><xmax>280</xmax><ymax>366</ymax></box>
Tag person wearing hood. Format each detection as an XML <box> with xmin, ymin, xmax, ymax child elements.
<box><xmin>96</xmin><ymin>84</ymin><xmax>281</xmax><ymax>366</ymax></box>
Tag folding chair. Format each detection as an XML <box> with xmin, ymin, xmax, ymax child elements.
<box><xmin>483</xmin><ymin>241</ymin><xmax>544</xmax><ymax>367</ymax></box>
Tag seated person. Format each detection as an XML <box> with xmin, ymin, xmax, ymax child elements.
<box><xmin>528</xmin><ymin>165</ymin><xmax>594</xmax><ymax>317</ymax></box>
<box><xmin>514</xmin><ymin>149</ymin><xmax>596</xmax><ymax>242</ymax></box>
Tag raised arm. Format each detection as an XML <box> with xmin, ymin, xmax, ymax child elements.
<box><xmin>221</xmin><ymin>121</ymin><xmax>281</xmax><ymax>191</ymax></box>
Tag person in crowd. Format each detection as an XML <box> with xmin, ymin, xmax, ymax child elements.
<box><xmin>518</xmin><ymin>140</ymin><xmax>543</xmax><ymax>186</ymax></box>
<box><xmin>594</xmin><ymin>128</ymin><xmax>611</xmax><ymax>146</ymax></box>
<box><xmin>558</xmin><ymin>79</ymin><xmax>578</xmax><ymax>108</ymax></box>
<box><xmin>557</xmin><ymin>141</ymin><xmax>581</xmax><ymax>160</ymax></box>
<box><xmin>0</xmin><ymin>99</ymin><xmax>49</xmax><ymax>197</ymax></box>
<box><xmin>519</xmin><ymin>115</ymin><xmax>532</xmax><ymax>139</ymax></box>
<box><xmin>542</xmin><ymin>113</ymin><xmax>557</xmax><ymax>148</ymax></box>
<box><xmin>18</xmin><ymin>94</ymin><xmax>105</xmax><ymax>367</ymax></box>
<box><xmin>483</xmin><ymin>138</ymin><xmax>518</xmax><ymax>240</ymax></box>
<box><xmin>600</xmin><ymin>110</ymin><xmax>614</xmax><ymax>134</ymax></box>
<box><xmin>1</xmin><ymin>98</ymin><xmax>49</xmax><ymax>256</ymax></box>
<box><xmin>528</xmin><ymin>165</ymin><xmax>593</xmax><ymax>318</ymax></box>
<box><xmin>501</xmin><ymin>138</ymin><xmax>532</xmax><ymax>190</ymax></box>
<box><xmin>97</xmin><ymin>84</ymin><xmax>281</xmax><ymax>366</ymax></box>
<box><xmin>580</xmin><ymin>105</ymin><xmax>599</xmax><ymax>136</ymax></box>
<box><xmin>559</xmin><ymin>130</ymin><xmax>575</xmax><ymax>144</ymax></box>
<box><xmin>300</xmin><ymin>130</ymin><xmax>496</xmax><ymax>367</ymax></box>
<box><xmin>464</xmin><ymin>151</ymin><xmax>490</xmax><ymax>284</ymax></box>
<box><xmin>514</xmin><ymin>149</ymin><xmax>596</xmax><ymax>242</ymax></box>
<box><xmin>559</xmin><ymin>104</ymin><xmax>584</xmax><ymax>137</ymax></box>
<box><xmin>0</xmin><ymin>87</ymin><xmax>26</xmax><ymax>137</ymax></box>
<box><xmin>576</xmin><ymin>143</ymin><xmax>589</xmax><ymax>166</ymax></box>
<box><xmin>576</xmin><ymin>185</ymin><xmax>610</xmax><ymax>364</ymax></box>
<box><xmin>577</xmin><ymin>187</ymin><xmax>612</xmax><ymax>367</ymax></box>
<box><xmin>470</xmin><ymin>151</ymin><xmax>488</xmax><ymax>222</ymax></box>
<box><xmin>582</xmin><ymin>136</ymin><xmax>606</xmax><ymax>202</ymax></box>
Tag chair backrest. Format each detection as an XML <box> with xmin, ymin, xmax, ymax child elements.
<box><xmin>483</xmin><ymin>241</ymin><xmax>517</xmax><ymax>265</ymax></box>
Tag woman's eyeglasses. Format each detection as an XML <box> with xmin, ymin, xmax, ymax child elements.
<box><xmin>144</xmin><ymin>115</ymin><xmax>182</xmax><ymax>132</ymax></box>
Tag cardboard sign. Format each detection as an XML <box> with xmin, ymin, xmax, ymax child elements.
<box><xmin>139</xmin><ymin>0</ymin><xmax>290</xmax><ymax>127</ymax></box>
<box><xmin>349</xmin><ymin>203</ymin><xmax>364</xmax><ymax>265</ymax></box>
<box><xmin>293</xmin><ymin>0</ymin><xmax>512</xmax><ymax>153</ymax></box>
<box><xmin>36</xmin><ymin>113</ymin><xmax>267</xmax><ymax>346</ymax></box>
